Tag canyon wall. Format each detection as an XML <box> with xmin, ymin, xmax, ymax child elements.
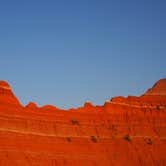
<box><xmin>0</xmin><ymin>79</ymin><xmax>166</xmax><ymax>166</ymax></box>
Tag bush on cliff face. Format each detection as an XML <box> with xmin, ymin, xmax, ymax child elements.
<box><xmin>144</xmin><ymin>138</ymin><xmax>152</xmax><ymax>145</ymax></box>
<box><xmin>70</xmin><ymin>119</ymin><xmax>79</xmax><ymax>125</ymax></box>
<box><xmin>123</xmin><ymin>134</ymin><xmax>131</xmax><ymax>142</ymax></box>
<box><xmin>91</xmin><ymin>136</ymin><xmax>97</xmax><ymax>143</ymax></box>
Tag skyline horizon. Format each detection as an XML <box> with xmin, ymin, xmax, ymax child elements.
<box><xmin>0</xmin><ymin>0</ymin><xmax>166</xmax><ymax>109</ymax></box>
<box><xmin>0</xmin><ymin>77</ymin><xmax>165</xmax><ymax>109</ymax></box>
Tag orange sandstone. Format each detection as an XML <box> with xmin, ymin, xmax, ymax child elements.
<box><xmin>0</xmin><ymin>79</ymin><xmax>166</xmax><ymax>166</ymax></box>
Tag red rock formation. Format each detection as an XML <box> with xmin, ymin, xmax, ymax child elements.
<box><xmin>145</xmin><ymin>78</ymin><xmax>166</xmax><ymax>96</ymax></box>
<box><xmin>0</xmin><ymin>79</ymin><xmax>166</xmax><ymax>166</ymax></box>
<box><xmin>0</xmin><ymin>81</ymin><xmax>21</xmax><ymax>106</ymax></box>
<box><xmin>25</xmin><ymin>102</ymin><xmax>38</xmax><ymax>109</ymax></box>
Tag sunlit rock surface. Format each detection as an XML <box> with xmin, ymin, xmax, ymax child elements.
<box><xmin>0</xmin><ymin>79</ymin><xmax>166</xmax><ymax>166</ymax></box>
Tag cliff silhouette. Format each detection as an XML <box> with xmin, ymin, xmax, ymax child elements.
<box><xmin>0</xmin><ymin>79</ymin><xmax>166</xmax><ymax>166</ymax></box>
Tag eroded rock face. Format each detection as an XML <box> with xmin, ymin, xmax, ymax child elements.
<box><xmin>145</xmin><ymin>78</ymin><xmax>166</xmax><ymax>96</ymax></box>
<box><xmin>0</xmin><ymin>79</ymin><xmax>165</xmax><ymax>166</ymax></box>
<box><xmin>0</xmin><ymin>80</ymin><xmax>21</xmax><ymax>106</ymax></box>
<box><xmin>25</xmin><ymin>102</ymin><xmax>38</xmax><ymax>109</ymax></box>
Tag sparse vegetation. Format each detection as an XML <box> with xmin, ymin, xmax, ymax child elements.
<box><xmin>70</xmin><ymin>119</ymin><xmax>79</xmax><ymax>125</ymax></box>
<box><xmin>123</xmin><ymin>134</ymin><xmax>132</xmax><ymax>142</ymax></box>
<box><xmin>144</xmin><ymin>138</ymin><xmax>152</xmax><ymax>145</ymax></box>
<box><xmin>91</xmin><ymin>136</ymin><xmax>97</xmax><ymax>143</ymax></box>
<box><xmin>66</xmin><ymin>137</ymin><xmax>72</xmax><ymax>142</ymax></box>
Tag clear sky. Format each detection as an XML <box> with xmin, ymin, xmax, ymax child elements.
<box><xmin>0</xmin><ymin>0</ymin><xmax>166</xmax><ymax>109</ymax></box>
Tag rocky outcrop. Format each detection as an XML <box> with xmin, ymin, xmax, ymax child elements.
<box><xmin>0</xmin><ymin>81</ymin><xmax>21</xmax><ymax>106</ymax></box>
<box><xmin>145</xmin><ymin>78</ymin><xmax>166</xmax><ymax>96</ymax></box>
<box><xmin>25</xmin><ymin>102</ymin><xmax>38</xmax><ymax>109</ymax></box>
<box><xmin>0</xmin><ymin>79</ymin><xmax>165</xmax><ymax>166</ymax></box>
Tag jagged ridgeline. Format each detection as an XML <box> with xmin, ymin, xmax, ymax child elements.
<box><xmin>0</xmin><ymin>79</ymin><xmax>166</xmax><ymax>166</ymax></box>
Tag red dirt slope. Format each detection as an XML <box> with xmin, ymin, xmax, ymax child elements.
<box><xmin>0</xmin><ymin>79</ymin><xmax>166</xmax><ymax>166</ymax></box>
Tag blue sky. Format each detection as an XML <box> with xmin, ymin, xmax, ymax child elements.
<box><xmin>0</xmin><ymin>0</ymin><xmax>166</xmax><ymax>108</ymax></box>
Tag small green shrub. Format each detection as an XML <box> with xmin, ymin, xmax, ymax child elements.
<box><xmin>144</xmin><ymin>138</ymin><xmax>152</xmax><ymax>145</ymax></box>
<box><xmin>91</xmin><ymin>136</ymin><xmax>97</xmax><ymax>143</ymax></box>
<box><xmin>70</xmin><ymin>119</ymin><xmax>79</xmax><ymax>125</ymax></box>
<box><xmin>123</xmin><ymin>134</ymin><xmax>131</xmax><ymax>142</ymax></box>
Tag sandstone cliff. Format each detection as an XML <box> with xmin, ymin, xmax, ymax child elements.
<box><xmin>0</xmin><ymin>79</ymin><xmax>165</xmax><ymax>166</ymax></box>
